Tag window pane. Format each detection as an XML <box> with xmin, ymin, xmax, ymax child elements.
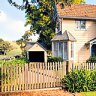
<box><xmin>76</xmin><ymin>20</ymin><xmax>86</xmax><ymax>29</ymax></box>
<box><xmin>59</xmin><ymin>42</ymin><xmax>63</xmax><ymax>58</ymax></box>
<box><xmin>80</xmin><ymin>20</ymin><xmax>86</xmax><ymax>29</ymax></box>
<box><xmin>71</xmin><ymin>42</ymin><xmax>74</xmax><ymax>58</ymax></box>
<box><xmin>54</xmin><ymin>42</ymin><xmax>58</xmax><ymax>57</ymax></box>
<box><xmin>64</xmin><ymin>42</ymin><xmax>68</xmax><ymax>59</ymax></box>
<box><xmin>76</xmin><ymin>20</ymin><xmax>80</xmax><ymax>29</ymax></box>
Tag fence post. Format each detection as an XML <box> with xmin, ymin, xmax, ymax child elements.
<box><xmin>62</xmin><ymin>61</ymin><xmax>67</xmax><ymax>77</ymax></box>
<box><xmin>66</xmin><ymin>60</ymin><xmax>73</xmax><ymax>73</ymax></box>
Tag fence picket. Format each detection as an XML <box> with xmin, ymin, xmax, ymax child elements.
<box><xmin>1</xmin><ymin>61</ymin><xmax>96</xmax><ymax>92</ymax></box>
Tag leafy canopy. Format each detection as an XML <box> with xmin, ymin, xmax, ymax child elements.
<box><xmin>8</xmin><ymin>0</ymin><xmax>85</xmax><ymax>50</ymax></box>
<box><xmin>0</xmin><ymin>39</ymin><xmax>12</xmax><ymax>54</ymax></box>
<box><xmin>16</xmin><ymin>30</ymin><xmax>32</xmax><ymax>56</ymax></box>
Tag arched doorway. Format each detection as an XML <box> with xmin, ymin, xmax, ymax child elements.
<box><xmin>91</xmin><ymin>44</ymin><xmax>96</xmax><ymax>56</ymax></box>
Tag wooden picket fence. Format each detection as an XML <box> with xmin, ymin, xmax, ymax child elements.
<box><xmin>0</xmin><ymin>62</ymin><xmax>66</xmax><ymax>92</ymax></box>
<box><xmin>0</xmin><ymin>61</ymin><xmax>96</xmax><ymax>92</ymax></box>
<box><xmin>72</xmin><ymin>62</ymin><xmax>96</xmax><ymax>70</ymax></box>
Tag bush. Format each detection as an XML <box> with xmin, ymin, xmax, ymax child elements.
<box><xmin>86</xmin><ymin>56</ymin><xmax>96</xmax><ymax>63</ymax></box>
<box><xmin>90</xmin><ymin>70</ymin><xmax>96</xmax><ymax>91</ymax></box>
<box><xmin>47</xmin><ymin>56</ymin><xmax>63</xmax><ymax>62</ymax></box>
<box><xmin>62</xmin><ymin>69</ymin><xmax>96</xmax><ymax>92</ymax></box>
<box><xmin>0</xmin><ymin>57</ymin><xmax>29</xmax><ymax>65</ymax></box>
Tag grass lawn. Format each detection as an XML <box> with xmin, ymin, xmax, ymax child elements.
<box><xmin>0</xmin><ymin>41</ymin><xmax>22</xmax><ymax>59</ymax></box>
<box><xmin>7</xmin><ymin>48</ymin><xmax>22</xmax><ymax>56</ymax></box>
<box><xmin>81</xmin><ymin>91</ymin><xmax>96</xmax><ymax>96</ymax></box>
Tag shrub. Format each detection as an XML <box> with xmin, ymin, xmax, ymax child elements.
<box><xmin>86</xmin><ymin>56</ymin><xmax>96</xmax><ymax>63</ymax></box>
<box><xmin>61</xmin><ymin>69</ymin><xmax>96</xmax><ymax>92</ymax></box>
<box><xmin>90</xmin><ymin>70</ymin><xmax>96</xmax><ymax>91</ymax></box>
<box><xmin>0</xmin><ymin>57</ymin><xmax>29</xmax><ymax>65</ymax></box>
<box><xmin>47</xmin><ymin>56</ymin><xmax>63</xmax><ymax>62</ymax></box>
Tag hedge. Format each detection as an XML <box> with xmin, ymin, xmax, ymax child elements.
<box><xmin>62</xmin><ymin>69</ymin><xmax>96</xmax><ymax>92</ymax></box>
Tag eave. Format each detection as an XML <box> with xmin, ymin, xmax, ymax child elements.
<box><xmin>59</xmin><ymin>16</ymin><xmax>96</xmax><ymax>21</ymax></box>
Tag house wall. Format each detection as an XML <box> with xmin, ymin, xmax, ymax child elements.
<box><xmin>28</xmin><ymin>43</ymin><xmax>47</xmax><ymax>62</ymax></box>
<box><xmin>61</xmin><ymin>19</ymin><xmax>96</xmax><ymax>62</ymax></box>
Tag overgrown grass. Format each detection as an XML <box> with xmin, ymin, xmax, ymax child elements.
<box><xmin>81</xmin><ymin>91</ymin><xmax>96</xmax><ymax>96</ymax></box>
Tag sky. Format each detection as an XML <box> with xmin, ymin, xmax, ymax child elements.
<box><xmin>0</xmin><ymin>0</ymin><xmax>96</xmax><ymax>41</ymax></box>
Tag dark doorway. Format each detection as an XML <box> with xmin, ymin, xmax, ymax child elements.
<box><xmin>29</xmin><ymin>51</ymin><xmax>44</xmax><ymax>62</ymax></box>
<box><xmin>0</xmin><ymin>51</ymin><xmax>4</xmax><ymax>55</ymax></box>
<box><xmin>91</xmin><ymin>44</ymin><xmax>96</xmax><ymax>56</ymax></box>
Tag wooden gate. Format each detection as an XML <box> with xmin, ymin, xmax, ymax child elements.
<box><xmin>0</xmin><ymin>62</ymin><xmax>66</xmax><ymax>92</ymax></box>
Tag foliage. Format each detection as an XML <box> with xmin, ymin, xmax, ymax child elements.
<box><xmin>47</xmin><ymin>56</ymin><xmax>63</xmax><ymax>62</ymax></box>
<box><xmin>0</xmin><ymin>58</ymin><xmax>29</xmax><ymax>65</ymax></box>
<box><xmin>62</xmin><ymin>69</ymin><xmax>96</xmax><ymax>92</ymax></box>
<box><xmin>86</xmin><ymin>56</ymin><xmax>96</xmax><ymax>63</ymax></box>
<box><xmin>0</xmin><ymin>38</ymin><xmax>12</xmax><ymax>55</ymax></box>
<box><xmin>8</xmin><ymin>0</ymin><xmax>85</xmax><ymax>50</ymax></box>
<box><xmin>90</xmin><ymin>70</ymin><xmax>96</xmax><ymax>91</ymax></box>
<box><xmin>0</xmin><ymin>41</ymin><xmax>22</xmax><ymax>60</ymax></box>
<box><xmin>25</xmin><ymin>0</ymin><xmax>56</xmax><ymax>49</ymax></box>
<box><xmin>16</xmin><ymin>30</ymin><xmax>32</xmax><ymax>56</ymax></box>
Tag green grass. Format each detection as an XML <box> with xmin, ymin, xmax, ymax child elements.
<box><xmin>81</xmin><ymin>91</ymin><xmax>96</xmax><ymax>96</ymax></box>
<box><xmin>0</xmin><ymin>41</ymin><xmax>22</xmax><ymax>59</ymax></box>
<box><xmin>7</xmin><ymin>48</ymin><xmax>22</xmax><ymax>56</ymax></box>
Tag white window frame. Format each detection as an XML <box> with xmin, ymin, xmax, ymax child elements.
<box><xmin>53</xmin><ymin>42</ymin><xmax>68</xmax><ymax>60</ymax></box>
<box><xmin>58</xmin><ymin>42</ymin><xmax>63</xmax><ymax>59</ymax></box>
<box><xmin>53</xmin><ymin>42</ymin><xmax>58</xmax><ymax>57</ymax></box>
<box><xmin>70</xmin><ymin>42</ymin><xmax>74</xmax><ymax>59</ymax></box>
<box><xmin>90</xmin><ymin>40</ymin><xmax>96</xmax><ymax>57</ymax></box>
<box><xmin>63</xmin><ymin>42</ymin><xmax>68</xmax><ymax>60</ymax></box>
<box><xmin>76</xmin><ymin>20</ymin><xmax>86</xmax><ymax>30</ymax></box>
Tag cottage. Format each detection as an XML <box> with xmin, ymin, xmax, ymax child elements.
<box><xmin>52</xmin><ymin>4</ymin><xmax>96</xmax><ymax>63</ymax></box>
<box><xmin>26</xmin><ymin>42</ymin><xmax>47</xmax><ymax>62</ymax></box>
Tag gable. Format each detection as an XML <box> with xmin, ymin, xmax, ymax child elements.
<box><xmin>52</xmin><ymin>30</ymin><xmax>76</xmax><ymax>42</ymax></box>
<box><xmin>28</xmin><ymin>43</ymin><xmax>46</xmax><ymax>52</ymax></box>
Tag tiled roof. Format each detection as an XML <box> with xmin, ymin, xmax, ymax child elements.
<box><xmin>52</xmin><ymin>30</ymin><xmax>76</xmax><ymax>41</ymax></box>
<box><xmin>25</xmin><ymin>42</ymin><xmax>35</xmax><ymax>51</ymax></box>
<box><xmin>56</xmin><ymin>4</ymin><xmax>96</xmax><ymax>19</ymax></box>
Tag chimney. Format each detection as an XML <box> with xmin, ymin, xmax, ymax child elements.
<box><xmin>60</xmin><ymin>3</ymin><xmax>64</xmax><ymax>9</ymax></box>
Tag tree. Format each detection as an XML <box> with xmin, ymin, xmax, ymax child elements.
<box><xmin>8</xmin><ymin>0</ymin><xmax>85</xmax><ymax>50</ymax></box>
<box><xmin>0</xmin><ymin>39</ymin><xmax>12</xmax><ymax>55</ymax></box>
<box><xmin>16</xmin><ymin>30</ymin><xmax>32</xmax><ymax>56</ymax></box>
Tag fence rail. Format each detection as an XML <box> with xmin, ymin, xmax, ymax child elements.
<box><xmin>0</xmin><ymin>61</ymin><xmax>96</xmax><ymax>92</ymax></box>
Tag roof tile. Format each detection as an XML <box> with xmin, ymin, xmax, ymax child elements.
<box><xmin>52</xmin><ymin>30</ymin><xmax>76</xmax><ymax>42</ymax></box>
<box><xmin>56</xmin><ymin>4</ymin><xmax>96</xmax><ymax>18</ymax></box>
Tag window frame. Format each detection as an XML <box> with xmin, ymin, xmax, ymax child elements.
<box><xmin>53</xmin><ymin>42</ymin><xmax>68</xmax><ymax>60</ymax></box>
<box><xmin>71</xmin><ymin>42</ymin><xmax>74</xmax><ymax>59</ymax></box>
<box><xmin>53</xmin><ymin>42</ymin><xmax>58</xmax><ymax>57</ymax></box>
<box><xmin>75</xmin><ymin>20</ymin><xmax>86</xmax><ymax>30</ymax></box>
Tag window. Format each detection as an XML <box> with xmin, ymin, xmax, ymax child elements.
<box><xmin>31</xmin><ymin>0</ymin><xmax>39</xmax><ymax>3</ymax></box>
<box><xmin>53</xmin><ymin>42</ymin><xmax>68</xmax><ymax>60</ymax></box>
<box><xmin>76</xmin><ymin>20</ymin><xmax>86</xmax><ymax>30</ymax></box>
<box><xmin>54</xmin><ymin>42</ymin><xmax>58</xmax><ymax>57</ymax></box>
<box><xmin>59</xmin><ymin>42</ymin><xmax>63</xmax><ymax>58</ymax></box>
<box><xmin>71</xmin><ymin>42</ymin><xmax>74</xmax><ymax>58</ymax></box>
<box><xmin>63</xmin><ymin>42</ymin><xmax>68</xmax><ymax>59</ymax></box>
